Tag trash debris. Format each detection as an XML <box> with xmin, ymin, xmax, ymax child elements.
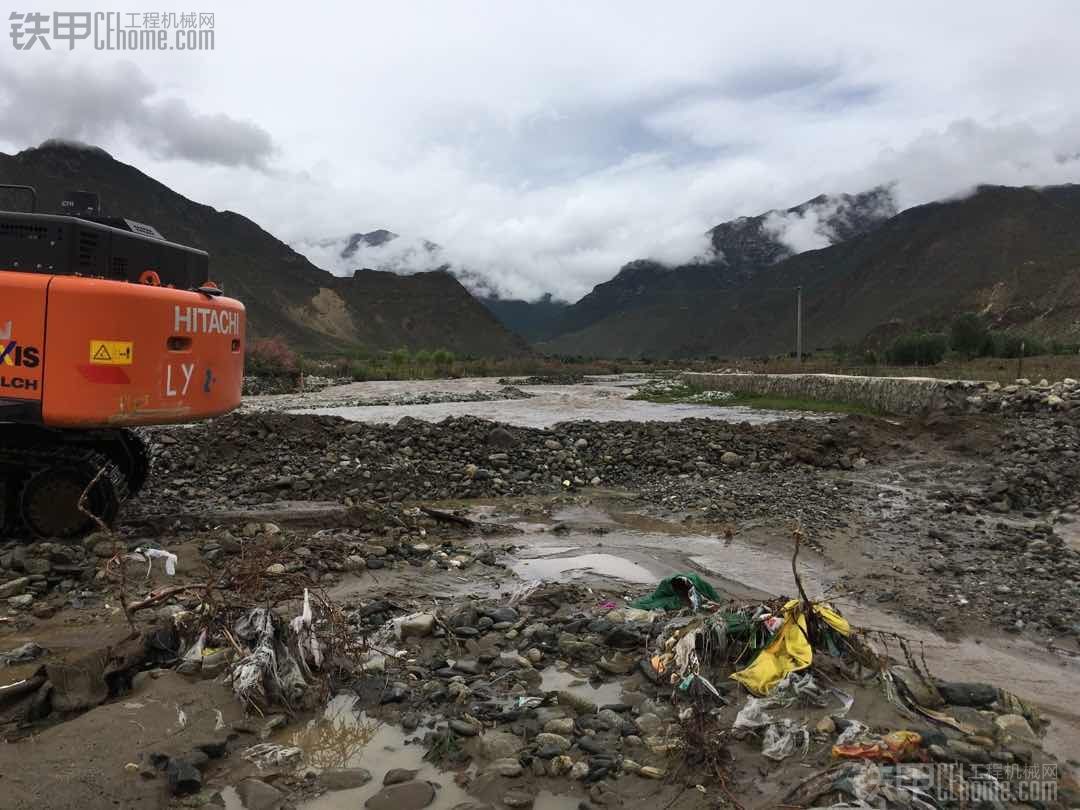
<box><xmin>135</xmin><ymin>546</ymin><xmax>178</xmax><ymax>577</ymax></box>
<box><xmin>762</xmin><ymin>718</ymin><xmax>810</xmax><ymax>760</ymax></box>
<box><xmin>0</xmin><ymin>642</ymin><xmax>46</xmax><ymax>667</ymax></box>
<box><xmin>730</xmin><ymin>599</ymin><xmax>850</xmax><ymax>695</ymax></box>
<box><xmin>832</xmin><ymin>730</ymin><xmax>923</xmax><ymax>763</ymax></box>
<box><xmin>290</xmin><ymin>588</ymin><xmax>323</xmax><ymax>669</ymax></box>
<box><xmin>241</xmin><ymin>742</ymin><xmax>304</xmax><ymax>769</ymax></box>
<box><xmin>631</xmin><ymin>573</ymin><xmax>720</xmax><ymax>611</ymax></box>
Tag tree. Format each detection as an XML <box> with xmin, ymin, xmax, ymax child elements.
<box><xmin>885</xmin><ymin>332</ymin><xmax>948</xmax><ymax>365</ymax></box>
<box><xmin>950</xmin><ymin>313</ymin><xmax>988</xmax><ymax>358</ymax></box>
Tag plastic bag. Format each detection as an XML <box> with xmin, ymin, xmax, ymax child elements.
<box><xmin>762</xmin><ymin>719</ymin><xmax>809</xmax><ymax>761</ymax></box>
<box><xmin>136</xmin><ymin>546</ymin><xmax>178</xmax><ymax>576</ymax></box>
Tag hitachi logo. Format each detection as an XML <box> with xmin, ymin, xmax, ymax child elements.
<box><xmin>174</xmin><ymin>305</ymin><xmax>240</xmax><ymax>336</ymax></box>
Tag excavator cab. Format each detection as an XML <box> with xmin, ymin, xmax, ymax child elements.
<box><xmin>0</xmin><ymin>185</ymin><xmax>245</xmax><ymax>537</ymax></box>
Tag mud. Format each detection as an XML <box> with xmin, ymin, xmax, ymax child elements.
<box><xmin>2</xmin><ymin>377</ymin><xmax>1079</xmax><ymax>808</ymax></box>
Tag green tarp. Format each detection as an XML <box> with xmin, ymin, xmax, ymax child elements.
<box><xmin>631</xmin><ymin>573</ymin><xmax>721</xmax><ymax>611</ymax></box>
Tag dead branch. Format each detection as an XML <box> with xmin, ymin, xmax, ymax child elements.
<box><xmin>419</xmin><ymin>506</ymin><xmax>477</xmax><ymax>528</ymax></box>
<box><xmin>80</xmin><ymin>465</ymin><xmax>136</xmax><ymax>633</ymax></box>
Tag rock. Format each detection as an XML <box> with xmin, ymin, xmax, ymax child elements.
<box><xmin>319</xmin><ymin>768</ymin><xmax>373</xmax><ymax>790</ymax></box>
<box><xmin>634</xmin><ymin>713</ymin><xmax>663</xmax><ymax>736</ymax></box>
<box><xmin>165</xmin><ymin>758</ymin><xmax>202</xmax><ymax>796</ymax></box>
<box><xmin>597</xmin><ymin>652</ymin><xmax>635</xmax><ymax>675</ymax></box>
<box><xmin>7</xmin><ymin>594</ymin><xmax>33</xmax><ymax>609</ymax></box>
<box><xmin>450</xmin><ymin>719</ymin><xmax>479</xmax><ymax>737</ymax></box>
<box><xmin>603</xmin><ymin>627</ymin><xmax>640</xmax><ymax>649</ymax></box>
<box><xmin>366</xmin><ymin>781</ymin><xmax>437</xmax><ymax>810</ymax></box>
<box><xmin>265</xmin><ymin>563</ymin><xmax>286</xmax><ymax>576</ymax></box>
<box><xmin>22</xmin><ymin>558</ymin><xmax>50</xmax><ymax>576</ymax></box>
<box><xmin>945</xmin><ymin>739</ymin><xmax>990</xmax><ymax>764</ymax></box>
<box><xmin>639</xmin><ymin>766</ymin><xmax>666</xmax><ymax>779</ymax></box>
<box><xmin>721</xmin><ymin>451</ymin><xmax>742</xmax><ymax>466</ymax></box>
<box><xmin>891</xmin><ymin>666</ymin><xmax>945</xmax><ymax>708</ymax></box>
<box><xmin>235</xmin><ymin>778</ymin><xmax>284</xmax><ymax>810</ymax></box>
<box><xmin>383</xmin><ymin>768</ymin><xmax>418</xmax><ymax>786</ymax></box>
<box><xmin>485</xmin><ymin>607</ymin><xmax>519</xmax><ymax>624</ymax></box>
<box><xmin>543</xmin><ymin>718</ymin><xmax>575</xmax><ymax>735</ymax></box>
<box><xmin>488</xmin><ymin>427</ymin><xmax>517</xmax><ymax>448</ymax></box>
<box><xmin>477</xmin><ymin>731</ymin><xmax>523</xmax><ymax>760</ymax></box>
<box><xmin>398</xmin><ymin>613</ymin><xmax>436</xmax><ymax>639</ymax></box>
<box><xmin>0</xmin><ymin>577</ymin><xmax>29</xmax><ymax>598</ymax></box>
<box><xmin>576</xmin><ymin>736</ymin><xmax>609</xmax><ymax>756</ymax></box>
<box><xmin>937</xmin><ymin>682</ymin><xmax>998</xmax><ymax>707</ymax></box>
<box><xmin>533</xmin><ymin>733</ymin><xmax>570</xmax><ymax>752</ymax></box>
<box><xmin>548</xmin><ymin>755</ymin><xmax>574</xmax><ymax>776</ymax></box>
<box><xmin>994</xmin><ymin>714</ymin><xmax>1038</xmax><ymax>743</ymax></box>
<box><xmin>502</xmin><ymin>790</ymin><xmax>534</xmax><ymax>808</ymax></box>
<box><xmin>557</xmin><ymin>690</ymin><xmax>597</xmax><ymax>715</ymax></box>
<box><xmin>570</xmin><ymin>761</ymin><xmax>589</xmax><ymax>780</ymax></box>
<box><xmin>815</xmin><ymin>717</ymin><xmax>835</xmax><ymax>735</ymax></box>
<box><xmin>454</xmin><ymin>658</ymin><xmax>481</xmax><ymax>675</ymax></box>
<box><xmin>489</xmin><ymin>758</ymin><xmax>523</xmax><ymax>778</ymax></box>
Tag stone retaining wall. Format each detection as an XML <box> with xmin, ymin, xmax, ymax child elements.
<box><xmin>680</xmin><ymin>372</ymin><xmax>1076</xmax><ymax>415</ymax></box>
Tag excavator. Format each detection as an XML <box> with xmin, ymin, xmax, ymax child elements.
<box><xmin>0</xmin><ymin>185</ymin><xmax>245</xmax><ymax>538</ymax></box>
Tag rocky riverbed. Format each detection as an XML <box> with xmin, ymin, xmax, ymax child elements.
<box><xmin>1</xmin><ymin>385</ymin><xmax>1079</xmax><ymax>809</ymax></box>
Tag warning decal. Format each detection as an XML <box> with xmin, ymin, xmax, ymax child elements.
<box><xmin>89</xmin><ymin>340</ymin><xmax>134</xmax><ymax>365</ymax></box>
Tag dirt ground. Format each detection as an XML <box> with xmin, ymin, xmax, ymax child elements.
<box><xmin>1</xmin><ymin>379</ymin><xmax>1078</xmax><ymax>809</ymax></box>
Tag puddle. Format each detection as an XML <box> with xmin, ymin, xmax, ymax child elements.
<box><xmin>534</xmin><ymin>790</ymin><xmax>584</xmax><ymax>810</ymax></box>
<box><xmin>517</xmin><ymin>546</ymin><xmax>582</xmax><ymax>557</ymax></box>
<box><xmin>540</xmin><ymin>668</ymin><xmax>624</xmax><ymax>706</ymax></box>
<box><xmin>512</xmin><ymin>553</ymin><xmax>657</xmax><ymax>584</ymax></box>
<box><xmin>277</xmin><ymin>694</ymin><xmax>472</xmax><ymax>810</ymax></box>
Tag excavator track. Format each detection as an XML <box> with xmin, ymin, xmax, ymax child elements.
<box><xmin>0</xmin><ymin>426</ymin><xmax>144</xmax><ymax>539</ymax></box>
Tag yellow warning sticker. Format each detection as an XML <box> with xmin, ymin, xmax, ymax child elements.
<box><xmin>89</xmin><ymin>340</ymin><xmax>133</xmax><ymax>365</ymax></box>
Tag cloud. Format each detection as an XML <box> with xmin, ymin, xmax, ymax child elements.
<box><xmin>762</xmin><ymin>206</ymin><xmax>835</xmax><ymax>253</ymax></box>
<box><xmin>0</xmin><ymin>60</ymin><xmax>274</xmax><ymax>169</ymax></box>
<box><xmin>3</xmin><ymin>2</ymin><xmax>1080</xmax><ymax>303</ymax></box>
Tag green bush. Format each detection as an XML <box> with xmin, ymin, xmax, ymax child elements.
<box><xmin>885</xmin><ymin>332</ymin><xmax>948</xmax><ymax>365</ymax></box>
<box><xmin>981</xmin><ymin>332</ymin><xmax>1046</xmax><ymax>358</ymax></box>
<box><xmin>950</xmin><ymin>313</ymin><xmax>989</xmax><ymax>358</ymax></box>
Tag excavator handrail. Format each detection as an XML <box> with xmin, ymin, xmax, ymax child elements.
<box><xmin>0</xmin><ymin>184</ymin><xmax>38</xmax><ymax>213</ymax></box>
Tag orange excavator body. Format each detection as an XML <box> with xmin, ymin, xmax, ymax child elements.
<box><xmin>0</xmin><ymin>186</ymin><xmax>245</xmax><ymax>537</ymax></box>
<box><xmin>2</xmin><ymin>271</ymin><xmax>244</xmax><ymax>427</ymax></box>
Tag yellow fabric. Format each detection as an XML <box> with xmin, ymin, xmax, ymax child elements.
<box><xmin>730</xmin><ymin>600</ymin><xmax>850</xmax><ymax>696</ymax></box>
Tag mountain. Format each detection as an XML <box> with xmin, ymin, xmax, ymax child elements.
<box><xmin>0</xmin><ymin>142</ymin><xmax>527</xmax><ymax>357</ymax></box>
<box><xmin>342</xmin><ymin>229</ymin><xmax>398</xmax><ymax>257</ymax></box>
<box><xmin>479</xmin><ymin>294</ymin><xmax>572</xmax><ymax>342</ymax></box>
<box><xmin>544</xmin><ymin>188</ymin><xmax>896</xmax><ymax>342</ymax></box>
<box><xmin>543</xmin><ymin>184</ymin><xmax>1080</xmax><ymax>357</ymax></box>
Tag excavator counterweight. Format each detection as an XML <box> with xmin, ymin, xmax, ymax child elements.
<box><xmin>0</xmin><ymin>186</ymin><xmax>245</xmax><ymax>537</ymax></box>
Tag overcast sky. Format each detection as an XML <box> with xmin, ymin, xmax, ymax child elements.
<box><xmin>2</xmin><ymin>1</ymin><xmax>1078</xmax><ymax>301</ymax></box>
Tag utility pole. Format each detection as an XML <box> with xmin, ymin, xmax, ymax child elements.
<box><xmin>795</xmin><ymin>285</ymin><xmax>803</xmax><ymax>363</ymax></box>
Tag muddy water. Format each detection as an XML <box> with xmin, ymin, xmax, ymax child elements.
<box><xmin>270</xmin><ymin>375</ymin><xmax>822</xmax><ymax>428</ymax></box>
<box><xmin>277</xmin><ymin>694</ymin><xmax>472</xmax><ymax>810</ymax></box>
<box><xmin>493</xmin><ymin>507</ymin><xmax>1080</xmax><ymax>761</ymax></box>
<box><xmin>540</xmin><ymin>667</ymin><xmax>625</xmax><ymax>706</ymax></box>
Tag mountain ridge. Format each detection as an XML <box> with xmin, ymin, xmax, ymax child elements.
<box><xmin>0</xmin><ymin>142</ymin><xmax>528</xmax><ymax>357</ymax></box>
